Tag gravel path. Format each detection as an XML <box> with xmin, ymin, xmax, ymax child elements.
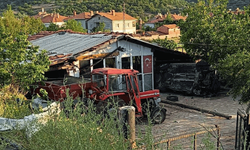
<box><xmin>136</xmin><ymin>91</ymin><xmax>247</xmax><ymax>150</ymax></box>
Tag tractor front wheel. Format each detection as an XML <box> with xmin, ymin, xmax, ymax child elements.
<box><xmin>151</xmin><ymin>107</ymin><xmax>166</xmax><ymax>124</ymax></box>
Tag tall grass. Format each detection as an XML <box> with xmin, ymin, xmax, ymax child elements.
<box><xmin>0</xmin><ymin>84</ymin><xmax>225</xmax><ymax>150</ymax></box>
<box><xmin>0</xmin><ymin>85</ymin><xmax>41</xmax><ymax>119</ymax></box>
<box><xmin>23</xmin><ymin>89</ymin><xmax>130</xmax><ymax>150</ymax></box>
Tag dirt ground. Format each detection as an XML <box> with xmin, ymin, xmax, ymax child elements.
<box><xmin>136</xmin><ymin>90</ymin><xmax>247</xmax><ymax>150</ymax></box>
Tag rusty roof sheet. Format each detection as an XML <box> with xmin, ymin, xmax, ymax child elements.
<box><xmin>30</xmin><ymin>32</ymin><xmax>118</xmax><ymax>65</ymax></box>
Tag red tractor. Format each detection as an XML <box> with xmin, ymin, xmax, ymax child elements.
<box><xmin>85</xmin><ymin>68</ymin><xmax>166</xmax><ymax>124</ymax></box>
<box><xmin>32</xmin><ymin>68</ymin><xmax>166</xmax><ymax>124</ymax></box>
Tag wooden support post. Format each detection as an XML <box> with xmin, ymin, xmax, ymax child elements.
<box><xmin>193</xmin><ymin>134</ymin><xmax>197</xmax><ymax>150</ymax></box>
<box><xmin>167</xmin><ymin>141</ymin><xmax>171</xmax><ymax>150</ymax></box>
<box><xmin>119</xmin><ymin>106</ymin><xmax>136</xmax><ymax>148</ymax></box>
<box><xmin>216</xmin><ymin>125</ymin><xmax>220</xmax><ymax>150</ymax></box>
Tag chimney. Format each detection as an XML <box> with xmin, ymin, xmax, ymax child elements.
<box><xmin>139</xmin><ymin>18</ymin><xmax>142</xmax><ymax>30</ymax></box>
<box><xmin>42</xmin><ymin>8</ymin><xmax>44</xmax><ymax>12</ymax></box>
<box><xmin>73</xmin><ymin>10</ymin><xmax>76</xmax><ymax>16</ymax></box>
<box><xmin>90</xmin><ymin>11</ymin><xmax>94</xmax><ymax>16</ymax></box>
<box><xmin>111</xmin><ymin>10</ymin><xmax>115</xmax><ymax>16</ymax></box>
<box><xmin>57</xmin><ymin>13</ymin><xmax>59</xmax><ymax>18</ymax></box>
<box><xmin>96</xmin><ymin>11</ymin><xmax>99</xmax><ymax>14</ymax></box>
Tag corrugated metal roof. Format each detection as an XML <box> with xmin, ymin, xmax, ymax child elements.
<box><xmin>31</xmin><ymin>32</ymin><xmax>113</xmax><ymax>56</ymax></box>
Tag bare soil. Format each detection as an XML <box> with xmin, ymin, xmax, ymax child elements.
<box><xmin>136</xmin><ymin>90</ymin><xmax>247</xmax><ymax>150</ymax></box>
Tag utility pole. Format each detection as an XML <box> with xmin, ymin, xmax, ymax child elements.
<box><xmin>123</xmin><ymin>2</ymin><xmax>126</xmax><ymax>33</ymax></box>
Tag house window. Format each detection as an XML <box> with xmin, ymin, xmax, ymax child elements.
<box><xmin>116</xmin><ymin>24</ymin><xmax>119</xmax><ymax>28</ymax></box>
<box><xmin>93</xmin><ymin>59</ymin><xmax>103</xmax><ymax>69</ymax></box>
<box><xmin>122</xmin><ymin>57</ymin><xmax>130</xmax><ymax>69</ymax></box>
<box><xmin>144</xmin><ymin>74</ymin><xmax>152</xmax><ymax>91</ymax></box>
<box><xmin>133</xmin><ymin>56</ymin><xmax>141</xmax><ymax>72</ymax></box>
<box><xmin>80</xmin><ymin>60</ymin><xmax>91</xmax><ymax>78</ymax></box>
<box><xmin>105</xmin><ymin>58</ymin><xmax>116</xmax><ymax>68</ymax></box>
<box><xmin>127</xmin><ymin>23</ymin><xmax>129</xmax><ymax>27</ymax></box>
<box><xmin>98</xmin><ymin>17</ymin><xmax>101</xmax><ymax>20</ymax></box>
<box><xmin>132</xmin><ymin>21</ymin><xmax>136</xmax><ymax>27</ymax></box>
<box><xmin>96</xmin><ymin>22</ymin><xmax>100</xmax><ymax>27</ymax></box>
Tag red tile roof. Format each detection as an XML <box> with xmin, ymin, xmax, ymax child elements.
<box><xmin>40</xmin><ymin>13</ymin><xmax>68</xmax><ymax>23</ymax></box>
<box><xmin>163</xmin><ymin>24</ymin><xmax>179</xmax><ymax>29</ymax></box>
<box><xmin>97</xmin><ymin>10</ymin><xmax>136</xmax><ymax>21</ymax></box>
<box><xmin>32</xmin><ymin>12</ymin><xmax>49</xmax><ymax>19</ymax></box>
<box><xmin>146</xmin><ymin>13</ymin><xmax>187</xmax><ymax>24</ymax></box>
<box><xmin>171</xmin><ymin>14</ymin><xmax>187</xmax><ymax>21</ymax></box>
<box><xmin>64</xmin><ymin>12</ymin><xmax>92</xmax><ymax>21</ymax></box>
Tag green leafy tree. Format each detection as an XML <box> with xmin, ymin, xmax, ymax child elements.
<box><xmin>92</xmin><ymin>22</ymin><xmax>106</xmax><ymax>33</ymax></box>
<box><xmin>22</xmin><ymin>16</ymin><xmax>46</xmax><ymax>35</ymax></box>
<box><xmin>152</xmin><ymin>37</ymin><xmax>177</xmax><ymax>50</ymax></box>
<box><xmin>64</xmin><ymin>19</ymin><xmax>87</xmax><ymax>33</ymax></box>
<box><xmin>179</xmin><ymin>0</ymin><xmax>250</xmax><ymax>105</ymax></box>
<box><xmin>0</xmin><ymin>8</ymin><xmax>50</xmax><ymax>90</ymax></box>
<box><xmin>47</xmin><ymin>22</ymin><xmax>60</xmax><ymax>31</ymax></box>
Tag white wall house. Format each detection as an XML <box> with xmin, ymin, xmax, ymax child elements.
<box><xmin>79</xmin><ymin>39</ymin><xmax>154</xmax><ymax>91</ymax></box>
<box><xmin>40</xmin><ymin>13</ymin><xmax>68</xmax><ymax>28</ymax></box>
<box><xmin>87</xmin><ymin>10</ymin><xmax>137</xmax><ymax>34</ymax></box>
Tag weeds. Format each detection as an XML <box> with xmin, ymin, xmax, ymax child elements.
<box><xmin>0</xmin><ymin>82</ymin><xmax>224</xmax><ymax>150</ymax></box>
<box><xmin>0</xmin><ymin>85</ymin><xmax>42</xmax><ymax>119</ymax></box>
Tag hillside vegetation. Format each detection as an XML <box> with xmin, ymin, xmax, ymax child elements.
<box><xmin>0</xmin><ymin>0</ymin><xmax>249</xmax><ymax>21</ymax></box>
<box><xmin>0</xmin><ymin>0</ymin><xmax>189</xmax><ymax>21</ymax></box>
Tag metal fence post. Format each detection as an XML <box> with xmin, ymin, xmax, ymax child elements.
<box><xmin>235</xmin><ymin>112</ymin><xmax>239</xmax><ymax>149</ymax></box>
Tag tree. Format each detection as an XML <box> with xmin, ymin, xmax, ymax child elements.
<box><xmin>152</xmin><ymin>37</ymin><xmax>177</xmax><ymax>50</ymax></box>
<box><xmin>0</xmin><ymin>8</ymin><xmax>50</xmax><ymax>91</ymax></box>
<box><xmin>178</xmin><ymin>0</ymin><xmax>250</xmax><ymax>104</ymax></box>
<box><xmin>47</xmin><ymin>23</ymin><xmax>60</xmax><ymax>31</ymax></box>
<box><xmin>92</xmin><ymin>22</ymin><xmax>106</xmax><ymax>33</ymax></box>
<box><xmin>64</xmin><ymin>19</ymin><xmax>87</xmax><ymax>33</ymax></box>
<box><xmin>22</xmin><ymin>16</ymin><xmax>46</xmax><ymax>35</ymax></box>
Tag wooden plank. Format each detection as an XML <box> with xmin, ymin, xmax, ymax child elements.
<box><xmin>76</xmin><ymin>51</ymin><xmax>119</xmax><ymax>60</ymax></box>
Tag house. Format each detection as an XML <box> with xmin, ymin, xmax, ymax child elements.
<box><xmin>32</xmin><ymin>8</ymin><xmax>68</xmax><ymax>27</ymax></box>
<box><xmin>144</xmin><ymin>13</ymin><xmax>187</xmax><ymax>28</ymax></box>
<box><xmin>40</xmin><ymin>13</ymin><xmax>68</xmax><ymax>27</ymax></box>
<box><xmin>157</xmin><ymin>24</ymin><xmax>180</xmax><ymax>38</ymax></box>
<box><xmin>64</xmin><ymin>10</ymin><xmax>93</xmax><ymax>29</ymax></box>
<box><xmin>32</xmin><ymin>8</ymin><xmax>49</xmax><ymax>19</ymax></box>
<box><xmin>29</xmin><ymin>31</ymin><xmax>192</xmax><ymax>92</ymax></box>
<box><xmin>87</xmin><ymin>10</ymin><xmax>137</xmax><ymax>34</ymax></box>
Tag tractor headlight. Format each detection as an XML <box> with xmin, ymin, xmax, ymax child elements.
<box><xmin>156</xmin><ymin>97</ymin><xmax>161</xmax><ymax>103</ymax></box>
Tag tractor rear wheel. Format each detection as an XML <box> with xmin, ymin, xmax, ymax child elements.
<box><xmin>97</xmin><ymin>97</ymin><xmax>126</xmax><ymax>116</ymax></box>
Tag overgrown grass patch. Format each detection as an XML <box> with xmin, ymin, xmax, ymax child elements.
<box><xmin>0</xmin><ymin>85</ymin><xmax>41</xmax><ymax>119</ymax></box>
